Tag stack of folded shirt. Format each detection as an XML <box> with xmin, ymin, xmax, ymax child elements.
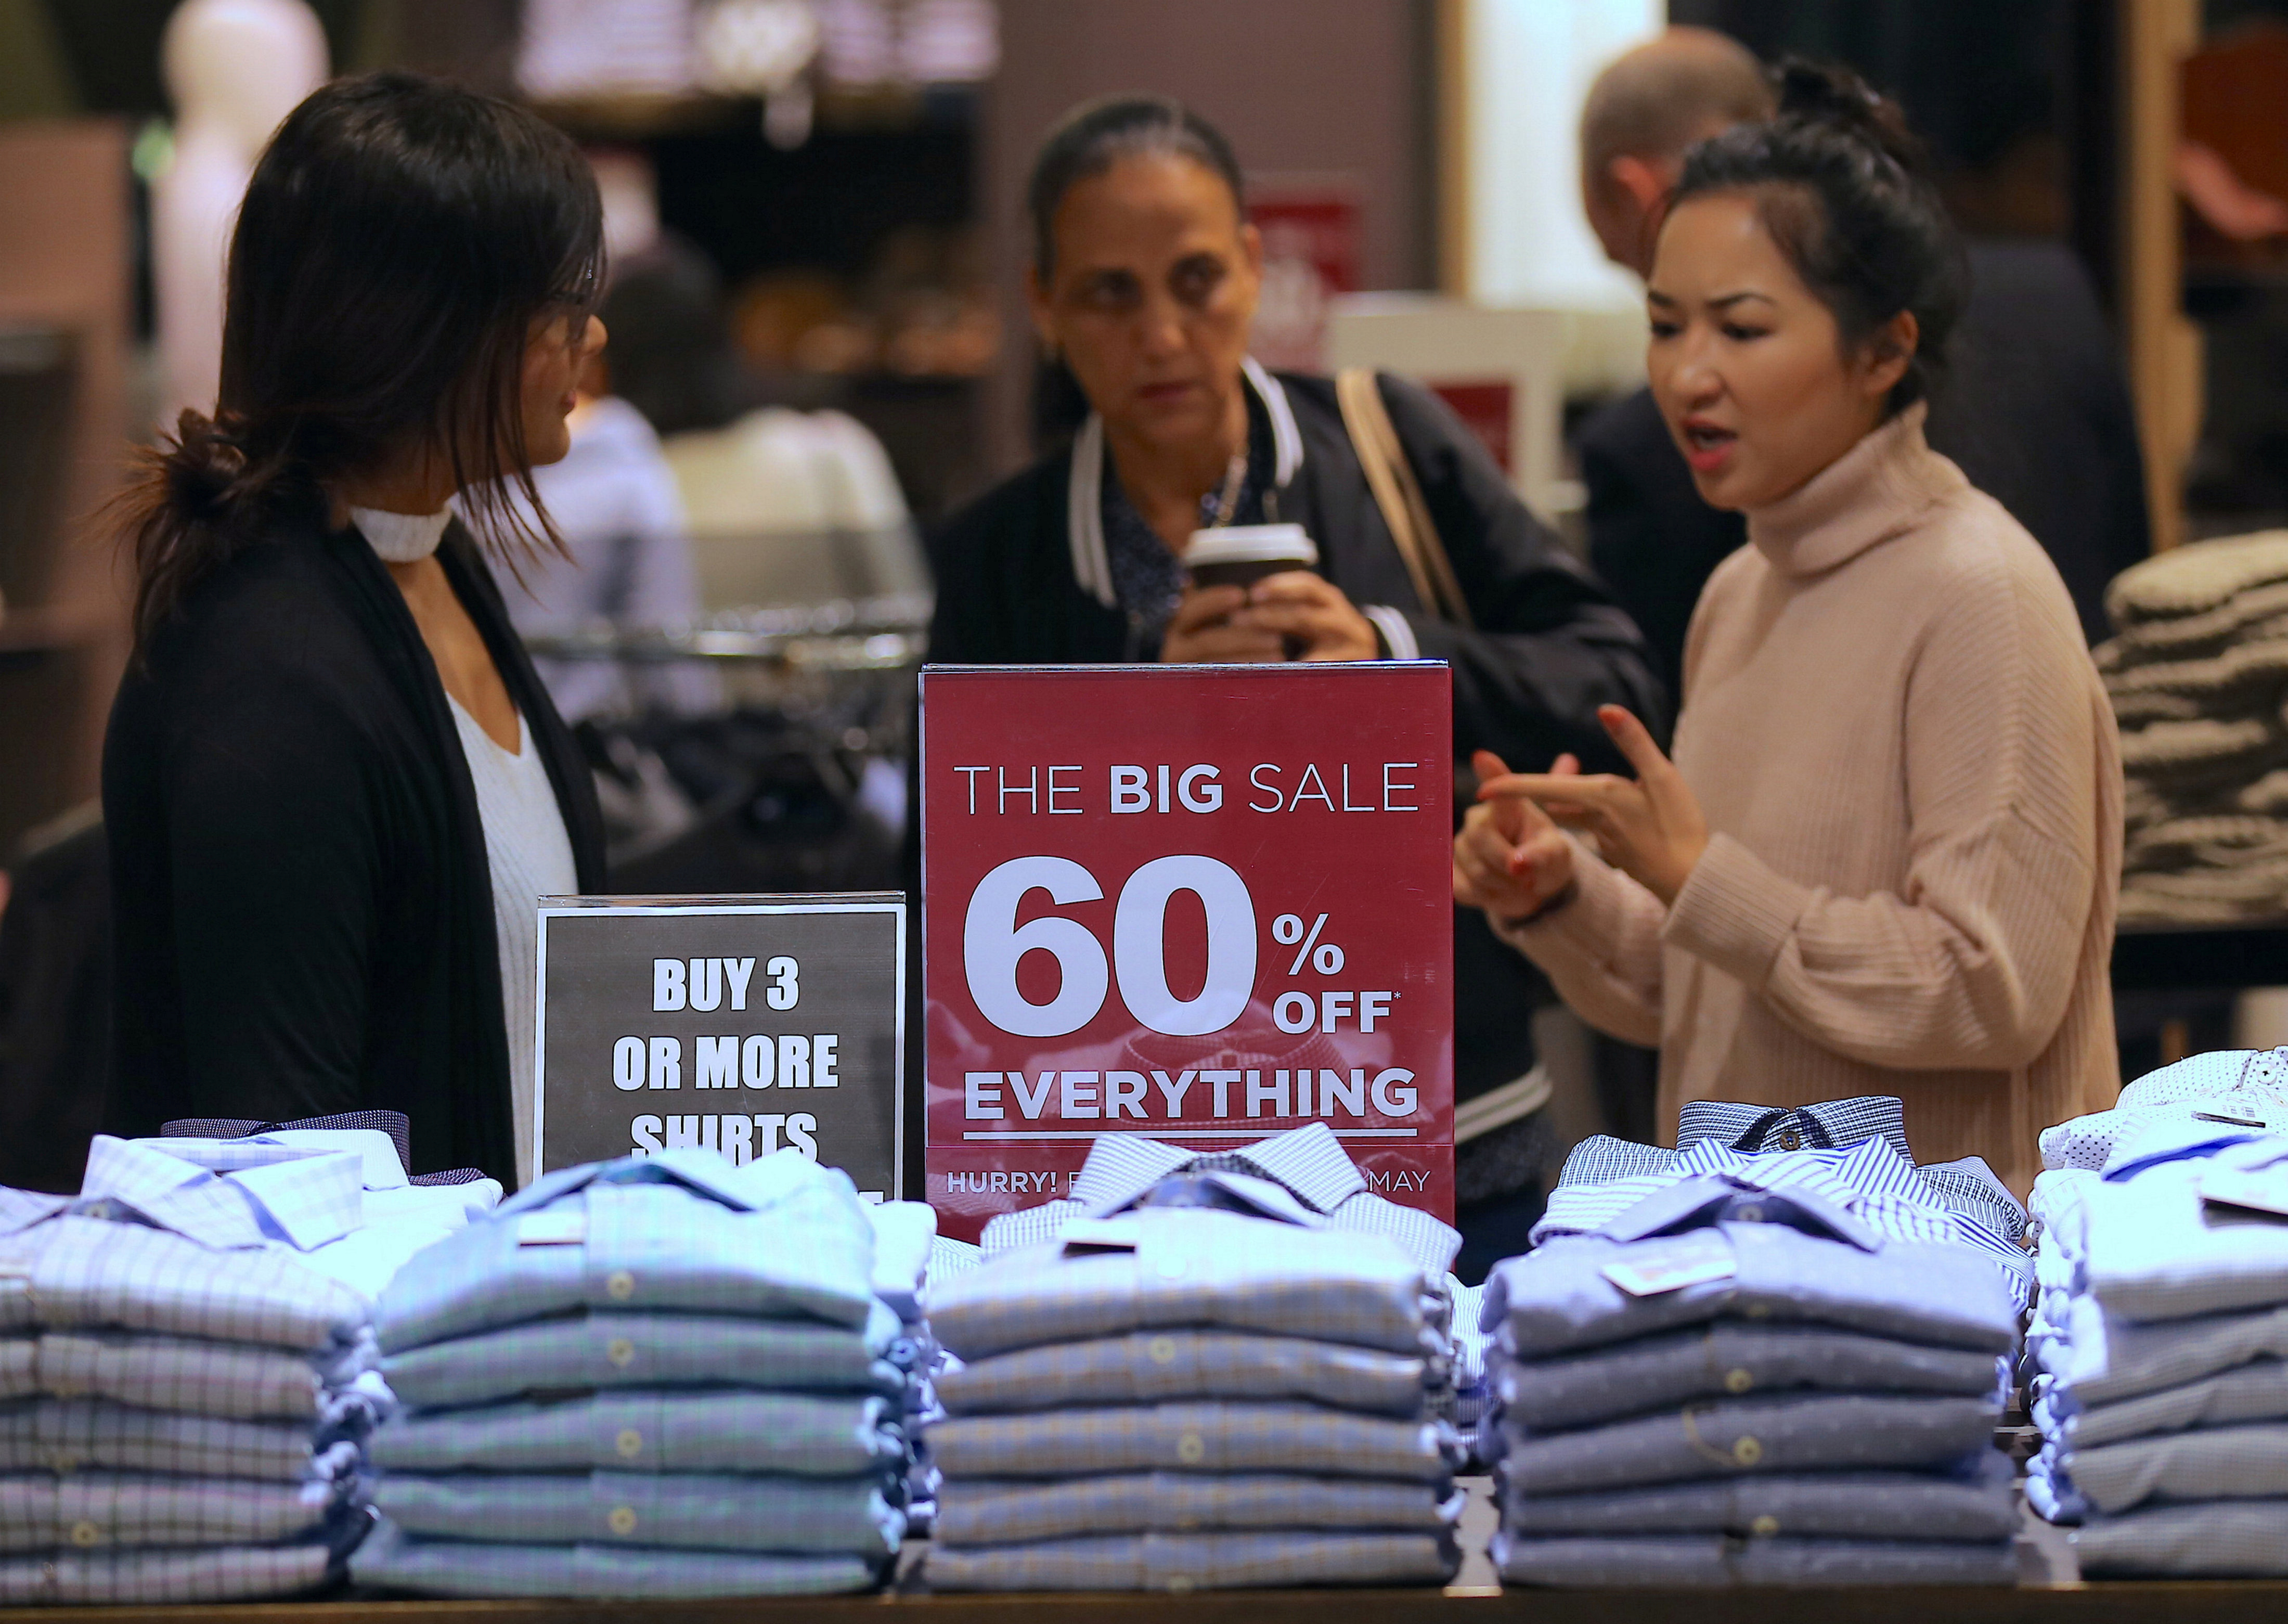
<box><xmin>2025</xmin><ymin>1101</ymin><xmax>2288</xmax><ymax>1576</ymax></box>
<box><xmin>923</xmin><ymin>1161</ymin><xmax>1466</xmax><ymax>1592</ymax></box>
<box><xmin>354</xmin><ymin>1148</ymin><xmax>909</xmax><ymax>1599</ymax></box>
<box><xmin>1483</xmin><ymin>1169</ymin><xmax>2022</xmax><ymax>1587</ymax></box>
<box><xmin>0</xmin><ymin>1134</ymin><xmax>446</xmax><ymax>1604</ymax></box>
<box><xmin>2095</xmin><ymin>530</ymin><xmax>2288</xmax><ymax>923</ymax></box>
<box><xmin>863</xmin><ymin>1198</ymin><xmax>948</xmax><ymax>1529</ymax></box>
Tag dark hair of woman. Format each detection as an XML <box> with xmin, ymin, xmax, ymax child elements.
<box><xmin>117</xmin><ymin>71</ymin><xmax>604</xmax><ymax>652</ymax></box>
<box><xmin>1673</xmin><ymin>57</ymin><xmax>1968</xmax><ymax>415</ymax></box>
<box><xmin>1024</xmin><ymin>95</ymin><xmax>1245</xmax><ymax>443</ymax></box>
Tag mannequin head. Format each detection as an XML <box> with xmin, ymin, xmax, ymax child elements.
<box><xmin>161</xmin><ymin>0</ymin><xmax>329</xmax><ymax>156</ymax></box>
<box><xmin>1579</xmin><ymin>27</ymin><xmax>1772</xmax><ymax>280</ymax></box>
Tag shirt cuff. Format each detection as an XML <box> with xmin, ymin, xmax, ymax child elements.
<box><xmin>1492</xmin><ymin>835</ymin><xmax>1637</xmax><ymax>962</ymax></box>
<box><xmin>1361</xmin><ymin>605</ymin><xmax>1418</xmax><ymax>660</ymax></box>
<box><xmin>1660</xmin><ymin>832</ymin><xmax>1812</xmax><ymax>991</ymax></box>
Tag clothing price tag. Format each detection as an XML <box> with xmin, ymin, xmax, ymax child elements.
<box><xmin>920</xmin><ymin>663</ymin><xmax>1456</xmax><ymax>1243</ymax></box>
<box><xmin>1600</xmin><ymin>1234</ymin><xmax>1738</xmax><ymax>1297</ymax></box>
<box><xmin>2200</xmin><ymin>1163</ymin><xmax>2288</xmax><ymax>1222</ymax></box>
<box><xmin>534</xmin><ymin>894</ymin><xmax>906</xmax><ymax>1197</ymax></box>
<box><xmin>1059</xmin><ymin>1217</ymin><xmax>1143</xmax><ymax>1252</ymax></box>
<box><xmin>515</xmin><ymin>1211</ymin><xmax>587</xmax><ymax>1246</ymax></box>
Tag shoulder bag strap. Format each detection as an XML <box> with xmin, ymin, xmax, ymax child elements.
<box><xmin>1335</xmin><ymin>367</ymin><xmax>1476</xmax><ymax>630</ymax></box>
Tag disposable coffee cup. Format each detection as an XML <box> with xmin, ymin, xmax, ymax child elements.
<box><xmin>1182</xmin><ymin>523</ymin><xmax>1320</xmax><ymax>590</ymax></box>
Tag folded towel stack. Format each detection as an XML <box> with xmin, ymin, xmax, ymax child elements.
<box><xmin>2097</xmin><ymin>532</ymin><xmax>2288</xmax><ymax>923</ymax></box>
<box><xmin>354</xmin><ymin>1150</ymin><xmax>909</xmax><ymax>1600</ymax></box>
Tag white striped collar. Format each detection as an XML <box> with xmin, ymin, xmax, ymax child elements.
<box><xmin>1066</xmin><ymin>356</ymin><xmax>1305</xmax><ymax>610</ymax></box>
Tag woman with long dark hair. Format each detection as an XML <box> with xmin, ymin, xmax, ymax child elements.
<box><xmin>1454</xmin><ymin>63</ymin><xmax>2122</xmax><ymax>1192</ymax></box>
<box><xmin>104</xmin><ymin>73</ymin><xmax>610</xmax><ymax>1186</ymax></box>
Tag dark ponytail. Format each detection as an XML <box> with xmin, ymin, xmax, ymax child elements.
<box><xmin>1672</xmin><ymin>58</ymin><xmax>1967</xmax><ymax>415</ymax></box>
<box><xmin>117</xmin><ymin>71</ymin><xmax>603</xmax><ymax>653</ymax></box>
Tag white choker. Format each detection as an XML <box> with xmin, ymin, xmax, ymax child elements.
<box><xmin>352</xmin><ymin>506</ymin><xmax>451</xmax><ymax>563</ymax></box>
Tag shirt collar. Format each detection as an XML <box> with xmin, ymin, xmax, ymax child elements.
<box><xmin>77</xmin><ymin>1136</ymin><xmax>365</xmax><ymax>1252</ymax></box>
<box><xmin>1676</xmin><ymin>1095</ymin><xmax>1915</xmax><ymax>1162</ymax></box>
<box><xmin>1601</xmin><ymin>1172</ymin><xmax>1881</xmax><ymax>1252</ymax></box>
<box><xmin>133</xmin><ymin>1130</ymin><xmax>410</xmax><ymax>1191</ymax></box>
<box><xmin>1069</xmin><ymin>1122</ymin><xmax>1368</xmax><ymax>1218</ymax></box>
<box><xmin>496</xmin><ymin>1145</ymin><xmax>860</xmax><ymax>1220</ymax></box>
<box><xmin>1743</xmin><ymin>402</ymin><xmax>1965</xmax><ymax>578</ymax></box>
<box><xmin>1067</xmin><ymin>357</ymin><xmax>1306</xmax><ymax>610</ymax></box>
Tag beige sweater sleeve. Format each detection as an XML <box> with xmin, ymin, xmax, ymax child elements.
<box><xmin>1491</xmin><ymin>836</ymin><xmax>1669</xmax><ymax>1048</ymax></box>
<box><xmin>1660</xmin><ymin>560</ymin><xmax>2101</xmax><ymax>1072</ymax></box>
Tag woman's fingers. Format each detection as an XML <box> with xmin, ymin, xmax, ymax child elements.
<box><xmin>1597</xmin><ymin>705</ymin><xmax>1677</xmax><ymax>784</ymax></box>
<box><xmin>1167</xmin><ymin>585</ymin><xmax>1247</xmax><ymax>636</ymax></box>
<box><xmin>1479</xmin><ymin>771</ymin><xmax>1628</xmax><ymax>806</ymax></box>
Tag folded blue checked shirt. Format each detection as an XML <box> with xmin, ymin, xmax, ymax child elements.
<box><xmin>935</xmin><ymin>1330</ymin><xmax>1432</xmax><ymax>1418</ymax></box>
<box><xmin>370</xmin><ymin>1470</ymin><xmax>904</xmax><ymax>1556</ymax></box>
<box><xmin>1499</xmin><ymin>1452</ymin><xmax>2017</xmax><ymax>1541</ymax></box>
<box><xmin>933</xmin><ymin>1472</ymin><xmax>1464</xmax><ymax>1546</ymax></box>
<box><xmin>0</xmin><ymin>1537</ymin><xmax>355</xmax><ymax>1605</ymax></box>
<box><xmin>2071</xmin><ymin>1498</ymin><xmax>2288</xmax><ymax>1577</ymax></box>
<box><xmin>2036</xmin><ymin>1358</ymin><xmax>2288</xmax><ymax>1449</ymax></box>
<box><xmin>1490</xmin><ymin>1531</ymin><xmax>2016</xmax><ymax>1588</ymax></box>
<box><xmin>0</xmin><ymin>1398</ymin><xmax>372</xmax><ymax>1484</ymax></box>
<box><xmin>368</xmin><ymin>1390</ymin><xmax>902</xmax><ymax>1477</ymax></box>
<box><xmin>376</xmin><ymin>1150</ymin><xmax>876</xmax><ymax>1352</ymax></box>
<box><xmin>926</xmin><ymin>1399</ymin><xmax>1462</xmax><ymax>1483</ymax></box>
<box><xmin>380</xmin><ymin>1304</ymin><xmax>910</xmax><ymax>1410</ymax></box>
<box><xmin>0</xmin><ymin>1330</ymin><xmax>373</xmax><ymax>1423</ymax></box>
<box><xmin>2078</xmin><ymin>1135</ymin><xmax>2288</xmax><ymax>1324</ymax></box>
<box><xmin>923</xmin><ymin>1528</ymin><xmax>1459</xmax><ymax>1592</ymax></box>
<box><xmin>0</xmin><ymin>1469</ymin><xmax>354</xmax><ymax>1551</ymax></box>
<box><xmin>1482</xmin><ymin>1177</ymin><xmax>2020</xmax><ymax>1359</ymax></box>
<box><xmin>927</xmin><ymin>1207</ymin><xmax>1434</xmax><ymax>1362</ymax></box>
<box><xmin>352</xmin><ymin>1516</ymin><xmax>883</xmax><ymax>1599</ymax></box>
<box><xmin>1486</xmin><ymin>1391</ymin><xmax>2000</xmax><ymax>1493</ymax></box>
<box><xmin>1492</xmin><ymin>1321</ymin><xmax>2006</xmax><ymax>1432</ymax></box>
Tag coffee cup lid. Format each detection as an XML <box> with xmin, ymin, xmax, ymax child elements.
<box><xmin>1182</xmin><ymin>523</ymin><xmax>1319</xmax><ymax>569</ymax></box>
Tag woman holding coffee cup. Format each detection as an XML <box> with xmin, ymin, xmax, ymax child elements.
<box><xmin>924</xmin><ymin>95</ymin><xmax>1664</xmax><ymax>1276</ymax></box>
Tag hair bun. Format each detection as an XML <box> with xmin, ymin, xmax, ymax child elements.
<box><xmin>1773</xmin><ymin>57</ymin><xmax>1927</xmax><ymax>176</ymax></box>
<box><xmin>161</xmin><ymin>410</ymin><xmax>250</xmax><ymax>523</ymax></box>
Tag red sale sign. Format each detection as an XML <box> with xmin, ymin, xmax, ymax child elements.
<box><xmin>921</xmin><ymin>663</ymin><xmax>1454</xmax><ymax>1242</ymax></box>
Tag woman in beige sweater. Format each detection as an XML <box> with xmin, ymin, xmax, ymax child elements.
<box><xmin>1454</xmin><ymin>64</ymin><xmax>2122</xmax><ymax>1193</ymax></box>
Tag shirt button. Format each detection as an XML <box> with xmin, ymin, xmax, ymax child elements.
<box><xmin>1733</xmin><ymin>1436</ymin><xmax>1763</xmax><ymax>1467</ymax></box>
<box><xmin>1724</xmin><ymin>1368</ymin><xmax>1753</xmax><ymax>1395</ymax></box>
<box><xmin>1743</xmin><ymin>1303</ymin><xmax>1769</xmax><ymax>1320</ymax></box>
<box><xmin>606</xmin><ymin>1271</ymin><xmax>636</xmax><ymax>1301</ymax></box>
<box><xmin>606</xmin><ymin>1339</ymin><xmax>636</xmax><ymax>1368</ymax></box>
<box><xmin>1736</xmin><ymin>1205</ymin><xmax>1764</xmax><ymax>1223</ymax></box>
<box><xmin>1147</xmin><ymin>1337</ymin><xmax>1177</xmax><ymax>1364</ymax></box>
<box><xmin>1177</xmin><ymin>1432</ymin><xmax>1206</xmax><ymax>1464</ymax></box>
<box><xmin>608</xmin><ymin>1506</ymin><xmax>638</xmax><ymax>1536</ymax></box>
<box><xmin>1778</xmin><ymin>1129</ymin><xmax>1801</xmax><ymax>1152</ymax></box>
<box><xmin>615</xmin><ymin>1428</ymin><xmax>644</xmax><ymax>1459</ymax></box>
<box><xmin>67</xmin><ymin>1522</ymin><xmax>99</xmax><ymax>1549</ymax></box>
<box><xmin>1750</xmin><ymin>1514</ymin><xmax>1780</xmax><ymax>1538</ymax></box>
<box><xmin>1167</xmin><ymin>1577</ymin><xmax>1195</xmax><ymax>1595</ymax></box>
<box><xmin>48</xmin><ymin>1454</ymin><xmax>76</xmax><ymax>1476</ymax></box>
<box><xmin>1175</xmin><ymin>1514</ymin><xmax>1199</xmax><ymax>1530</ymax></box>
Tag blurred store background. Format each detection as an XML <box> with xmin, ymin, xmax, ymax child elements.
<box><xmin>3</xmin><ymin>0</ymin><xmax>2287</xmax><ymax>1166</ymax></box>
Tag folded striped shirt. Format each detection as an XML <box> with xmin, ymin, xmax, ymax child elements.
<box><xmin>0</xmin><ymin>1470</ymin><xmax>352</xmax><ymax>1551</ymax></box>
<box><xmin>0</xmin><ymin>1541</ymin><xmax>344</xmax><ymax>1605</ymax></box>
<box><xmin>1493</xmin><ymin>1321</ymin><xmax>2004</xmax><ymax>1432</ymax></box>
<box><xmin>924</xmin><ymin>1528</ymin><xmax>1458</xmax><ymax>1591</ymax></box>
<box><xmin>928</xmin><ymin>1399</ymin><xmax>1461</xmax><ymax>1483</ymax></box>
<box><xmin>935</xmin><ymin>1330</ymin><xmax>1431</xmax><ymax>1418</ymax></box>
<box><xmin>1491</xmin><ymin>1531</ymin><xmax>2016</xmax><ymax>1588</ymax></box>
<box><xmin>0</xmin><ymin>1399</ymin><xmax>369</xmax><ymax>1484</ymax></box>
<box><xmin>377</xmin><ymin>1151</ymin><xmax>876</xmax><ymax>1353</ymax></box>
<box><xmin>369</xmin><ymin>1391</ymin><xmax>902</xmax><ymax>1478</ymax></box>
<box><xmin>927</xmin><ymin>1208</ymin><xmax>1432</xmax><ymax>1362</ymax></box>
<box><xmin>371</xmin><ymin>1470</ymin><xmax>903</xmax><ymax>1556</ymax></box>
<box><xmin>2072</xmin><ymin>1498</ymin><xmax>2288</xmax><ymax>1576</ymax></box>
<box><xmin>1487</xmin><ymin>1392</ymin><xmax>2000</xmax><ymax>1494</ymax></box>
<box><xmin>380</xmin><ymin>1305</ymin><xmax>909</xmax><ymax>1411</ymax></box>
<box><xmin>1500</xmin><ymin>1454</ymin><xmax>2018</xmax><ymax>1541</ymax></box>
<box><xmin>0</xmin><ymin>1331</ymin><xmax>372</xmax><ymax>1423</ymax></box>
<box><xmin>2037</xmin><ymin>1359</ymin><xmax>2288</xmax><ymax>1449</ymax></box>
<box><xmin>353</xmin><ymin>1517</ymin><xmax>884</xmax><ymax>1599</ymax></box>
<box><xmin>935</xmin><ymin>1472</ymin><xmax>1462</xmax><ymax>1546</ymax></box>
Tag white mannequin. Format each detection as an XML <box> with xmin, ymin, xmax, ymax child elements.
<box><xmin>153</xmin><ymin>0</ymin><xmax>328</xmax><ymax>428</ymax></box>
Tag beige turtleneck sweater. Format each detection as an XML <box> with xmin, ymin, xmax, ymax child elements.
<box><xmin>1501</xmin><ymin>404</ymin><xmax>2122</xmax><ymax>1193</ymax></box>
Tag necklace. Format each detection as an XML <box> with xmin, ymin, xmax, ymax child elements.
<box><xmin>1203</xmin><ymin>448</ymin><xmax>1248</xmax><ymax>528</ymax></box>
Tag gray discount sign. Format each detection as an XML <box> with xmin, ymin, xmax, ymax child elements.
<box><xmin>534</xmin><ymin>894</ymin><xmax>906</xmax><ymax>1197</ymax></box>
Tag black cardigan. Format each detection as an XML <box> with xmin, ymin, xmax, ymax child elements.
<box><xmin>103</xmin><ymin>513</ymin><xmax>606</xmax><ymax>1184</ymax></box>
<box><xmin>923</xmin><ymin>370</ymin><xmax>1666</xmax><ymax>1105</ymax></box>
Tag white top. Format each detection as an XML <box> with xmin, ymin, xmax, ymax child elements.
<box><xmin>354</xmin><ymin>506</ymin><xmax>577</xmax><ymax>1190</ymax></box>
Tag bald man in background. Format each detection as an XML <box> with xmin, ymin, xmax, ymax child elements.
<box><xmin>1573</xmin><ymin>28</ymin><xmax>2151</xmax><ymax>700</ymax></box>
